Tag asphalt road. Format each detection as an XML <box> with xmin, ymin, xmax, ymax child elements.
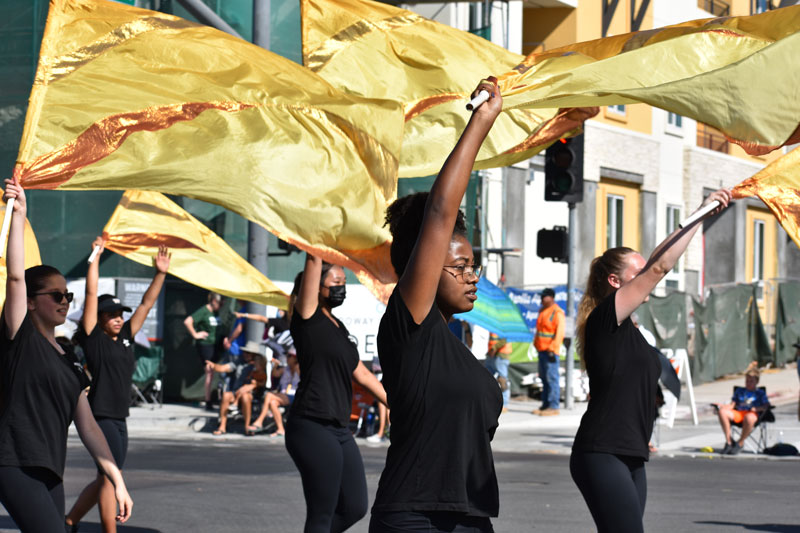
<box><xmin>2</xmin><ymin>431</ymin><xmax>798</xmax><ymax>533</ymax></box>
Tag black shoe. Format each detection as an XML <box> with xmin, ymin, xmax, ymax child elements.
<box><xmin>721</xmin><ymin>442</ymin><xmax>733</xmax><ymax>455</ymax></box>
<box><xmin>729</xmin><ymin>443</ymin><xmax>743</xmax><ymax>455</ymax></box>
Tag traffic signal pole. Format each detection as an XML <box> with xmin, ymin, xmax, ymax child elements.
<box><xmin>565</xmin><ymin>202</ymin><xmax>576</xmax><ymax>410</ymax></box>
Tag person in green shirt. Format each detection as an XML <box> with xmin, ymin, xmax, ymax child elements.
<box><xmin>184</xmin><ymin>292</ymin><xmax>222</xmax><ymax>408</ymax></box>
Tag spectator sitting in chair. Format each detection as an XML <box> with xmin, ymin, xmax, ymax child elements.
<box><xmin>714</xmin><ymin>363</ymin><xmax>769</xmax><ymax>455</ymax></box>
<box><xmin>247</xmin><ymin>347</ymin><xmax>300</xmax><ymax>437</ymax></box>
<box><xmin>206</xmin><ymin>341</ymin><xmax>267</xmax><ymax>436</ymax></box>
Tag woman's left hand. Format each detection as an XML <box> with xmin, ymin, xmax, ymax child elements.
<box><xmin>470</xmin><ymin>77</ymin><xmax>503</xmax><ymax>122</ymax></box>
<box><xmin>115</xmin><ymin>483</ymin><xmax>133</xmax><ymax>522</ymax></box>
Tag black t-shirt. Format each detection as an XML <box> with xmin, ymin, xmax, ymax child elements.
<box><xmin>373</xmin><ymin>290</ymin><xmax>502</xmax><ymax>517</ymax></box>
<box><xmin>80</xmin><ymin>321</ymin><xmax>136</xmax><ymax>419</ymax></box>
<box><xmin>0</xmin><ymin>314</ymin><xmax>91</xmax><ymax>479</ymax></box>
<box><xmin>572</xmin><ymin>291</ymin><xmax>661</xmax><ymax>459</ymax></box>
<box><xmin>289</xmin><ymin>306</ymin><xmax>359</xmax><ymax>427</ymax></box>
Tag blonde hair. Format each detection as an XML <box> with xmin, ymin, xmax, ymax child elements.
<box><xmin>576</xmin><ymin>247</ymin><xmax>635</xmax><ymax>367</ymax></box>
<box><xmin>744</xmin><ymin>361</ymin><xmax>760</xmax><ymax>380</ymax></box>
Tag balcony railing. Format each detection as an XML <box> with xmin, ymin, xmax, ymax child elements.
<box><xmin>696</xmin><ymin>129</ymin><xmax>730</xmax><ymax>153</ymax></box>
<box><xmin>699</xmin><ymin>0</ymin><xmax>731</xmax><ymax>16</ymax></box>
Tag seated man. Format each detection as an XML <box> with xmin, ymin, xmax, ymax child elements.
<box><xmin>714</xmin><ymin>363</ymin><xmax>769</xmax><ymax>455</ymax></box>
<box><xmin>206</xmin><ymin>340</ymin><xmax>267</xmax><ymax>435</ymax></box>
<box><xmin>248</xmin><ymin>347</ymin><xmax>299</xmax><ymax>437</ymax></box>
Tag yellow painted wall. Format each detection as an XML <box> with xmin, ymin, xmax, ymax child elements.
<box><xmin>595</xmin><ymin>179</ymin><xmax>641</xmax><ymax>256</ymax></box>
<box><xmin>591</xmin><ymin>103</ymin><xmax>652</xmax><ymax>135</ymax></box>
<box><xmin>522</xmin><ymin>8</ymin><xmax>576</xmax><ymax>55</ymax></box>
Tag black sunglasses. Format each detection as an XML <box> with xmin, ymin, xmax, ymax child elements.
<box><xmin>32</xmin><ymin>290</ymin><xmax>74</xmax><ymax>304</ymax></box>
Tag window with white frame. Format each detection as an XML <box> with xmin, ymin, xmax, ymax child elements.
<box><xmin>753</xmin><ymin>219</ymin><xmax>765</xmax><ymax>281</ymax></box>
<box><xmin>608</xmin><ymin>104</ymin><xmax>626</xmax><ymax>116</ymax></box>
<box><xmin>606</xmin><ymin>194</ymin><xmax>624</xmax><ymax>249</ymax></box>
<box><xmin>666</xmin><ymin>205</ymin><xmax>681</xmax><ymax>273</ymax></box>
<box><xmin>666</xmin><ymin>112</ymin><xmax>683</xmax><ymax>135</ymax></box>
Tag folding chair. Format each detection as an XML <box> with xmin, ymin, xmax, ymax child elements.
<box><xmin>130</xmin><ymin>345</ymin><xmax>165</xmax><ymax>409</ymax></box>
<box><xmin>714</xmin><ymin>386</ymin><xmax>775</xmax><ymax>453</ymax></box>
<box><xmin>350</xmin><ymin>380</ymin><xmax>377</xmax><ymax>437</ymax></box>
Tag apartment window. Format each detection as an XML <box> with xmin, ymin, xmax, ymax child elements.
<box><xmin>699</xmin><ymin>0</ymin><xmax>731</xmax><ymax>16</ymax></box>
<box><xmin>606</xmin><ymin>194</ymin><xmax>624</xmax><ymax>249</ymax></box>
<box><xmin>753</xmin><ymin>219</ymin><xmax>765</xmax><ymax>281</ymax></box>
<box><xmin>751</xmin><ymin>0</ymin><xmax>769</xmax><ymax>14</ymax></box>
<box><xmin>666</xmin><ymin>205</ymin><xmax>681</xmax><ymax>273</ymax></box>
<box><xmin>608</xmin><ymin>104</ymin><xmax>626</xmax><ymax>116</ymax></box>
<box><xmin>667</xmin><ymin>113</ymin><xmax>682</xmax><ymax>128</ymax></box>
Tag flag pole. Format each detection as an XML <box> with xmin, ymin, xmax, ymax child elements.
<box><xmin>466</xmin><ymin>90</ymin><xmax>490</xmax><ymax>111</ymax></box>
<box><xmin>87</xmin><ymin>245</ymin><xmax>101</xmax><ymax>264</ymax></box>
<box><xmin>679</xmin><ymin>200</ymin><xmax>720</xmax><ymax>229</ymax></box>
<box><xmin>0</xmin><ymin>198</ymin><xmax>14</xmax><ymax>259</ymax></box>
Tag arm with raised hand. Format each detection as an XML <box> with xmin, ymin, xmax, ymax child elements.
<box><xmin>3</xmin><ymin>179</ymin><xmax>28</xmax><ymax>339</ymax></box>
<box><xmin>83</xmin><ymin>236</ymin><xmax>105</xmax><ymax>335</ymax></box>
<box><xmin>295</xmin><ymin>253</ymin><xmax>322</xmax><ymax>320</ymax></box>
<box><xmin>398</xmin><ymin>79</ymin><xmax>502</xmax><ymax>324</ymax></box>
<box><xmin>615</xmin><ymin>189</ymin><xmax>732</xmax><ymax>324</ymax></box>
<box><xmin>130</xmin><ymin>245</ymin><xmax>169</xmax><ymax>337</ymax></box>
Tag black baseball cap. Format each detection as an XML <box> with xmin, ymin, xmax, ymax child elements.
<box><xmin>540</xmin><ymin>288</ymin><xmax>556</xmax><ymax>298</ymax></box>
<box><xmin>97</xmin><ymin>294</ymin><xmax>132</xmax><ymax>314</ymax></box>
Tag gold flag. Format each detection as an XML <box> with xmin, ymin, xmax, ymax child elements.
<box><xmin>14</xmin><ymin>0</ymin><xmax>403</xmax><ymax>294</ymax></box>
<box><xmin>733</xmin><ymin>148</ymin><xmax>800</xmax><ymax>249</ymax></box>
<box><xmin>102</xmin><ymin>190</ymin><xmax>289</xmax><ymax>308</ymax></box>
<box><xmin>496</xmin><ymin>7</ymin><xmax>800</xmax><ymax>155</ymax></box>
<box><xmin>0</xmin><ymin>203</ymin><xmax>42</xmax><ymax>307</ymax></box>
<box><xmin>302</xmin><ymin>0</ymin><xmax>597</xmax><ymax>178</ymax></box>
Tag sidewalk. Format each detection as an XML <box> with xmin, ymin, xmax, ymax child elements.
<box><xmin>104</xmin><ymin>364</ymin><xmax>800</xmax><ymax>458</ymax></box>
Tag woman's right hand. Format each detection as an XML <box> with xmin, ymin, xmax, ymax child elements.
<box><xmin>470</xmin><ymin>77</ymin><xmax>503</xmax><ymax>123</ymax></box>
<box><xmin>3</xmin><ymin>179</ymin><xmax>26</xmax><ymax>216</ymax></box>
<box><xmin>114</xmin><ymin>483</ymin><xmax>133</xmax><ymax>522</ymax></box>
<box><xmin>91</xmin><ymin>235</ymin><xmax>105</xmax><ymax>253</ymax></box>
<box><xmin>699</xmin><ymin>188</ymin><xmax>732</xmax><ymax>219</ymax></box>
<box><xmin>195</xmin><ymin>331</ymin><xmax>209</xmax><ymax>340</ymax></box>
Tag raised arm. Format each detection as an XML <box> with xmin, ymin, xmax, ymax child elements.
<box><xmin>352</xmin><ymin>361</ymin><xmax>388</xmax><ymax>407</ymax></box>
<box><xmin>129</xmin><ymin>245</ymin><xmax>169</xmax><ymax>337</ymax></box>
<box><xmin>83</xmin><ymin>236</ymin><xmax>105</xmax><ymax>335</ymax></box>
<box><xmin>295</xmin><ymin>253</ymin><xmax>322</xmax><ymax>320</ymax></box>
<box><xmin>615</xmin><ymin>188</ymin><xmax>732</xmax><ymax>324</ymax></box>
<box><xmin>234</xmin><ymin>311</ymin><xmax>269</xmax><ymax>323</ymax></box>
<box><xmin>3</xmin><ymin>179</ymin><xmax>28</xmax><ymax>339</ymax></box>
<box><xmin>397</xmin><ymin>79</ymin><xmax>502</xmax><ymax>323</ymax></box>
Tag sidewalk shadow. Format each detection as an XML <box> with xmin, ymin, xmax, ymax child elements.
<box><xmin>0</xmin><ymin>517</ymin><xmax>161</xmax><ymax>532</ymax></box>
<box><xmin>695</xmin><ymin>520</ymin><xmax>800</xmax><ymax>532</ymax></box>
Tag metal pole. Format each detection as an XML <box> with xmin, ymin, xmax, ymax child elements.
<box><xmin>174</xmin><ymin>0</ymin><xmax>244</xmax><ymax>39</ymax></box>
<box><xmin>245</xmin><ymin>0</ymin><xmax>271</xmax><ymax>345</ymax></box>
<box><xmin>565</xmin><ymin>202</ymin><xmax>576</xmax><ymax>410</ymax></box>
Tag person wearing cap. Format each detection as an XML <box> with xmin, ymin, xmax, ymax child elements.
<box><xmin>65</xmin><ymin>237</ymin><xmax>169</xmax><ymax>532</ymax></box>
<box><xmin>533</xmin><ymin>288</ymin><xmax>565</xmax><ymax>416</ymax></box>
<box><xmin>205</xmin><ymin>340</ymin><xmax>267</xmax><ymax>436</ymax></box>
<box><xmin>247</xmin><ymin>346</ymin><xmax>299</xmax><ymax>437</ymax></box>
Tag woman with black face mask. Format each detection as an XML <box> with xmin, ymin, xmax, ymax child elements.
<box><xmin>286</xmin><ymin>253</ymin><xmax>387</xmax><ymax>533</ymax></box>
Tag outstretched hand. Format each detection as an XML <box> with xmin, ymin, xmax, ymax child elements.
<box><xmin>700</xmin><ymin>188</ymin><xmax>732</xmax><ymax>218</ymax></box>
<box><xmin>91</xmin><ymin>235</ymin><xmax>105</xmax><ymax>254</ymax></box>
<box><xmin>470</xmin><ymin>77</ymin><xmax>502</xmax><ymax>122</ymax></box>
<box><xmin>3</xmin><ymin>179</ymin><xmax>26</xmax><ymax>216</ymax></box>
<box><xmin>154</xmin><ymin>245</ymin><xmax>171</xmax><ymax>273</ymax></box>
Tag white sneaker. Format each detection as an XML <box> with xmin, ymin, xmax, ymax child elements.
<box><xmin>366</xmin><ymin>434</ymin><xmax>384</xmax><ymax>443</ymax></box>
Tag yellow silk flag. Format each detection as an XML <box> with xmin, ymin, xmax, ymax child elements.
<box><xmin>496</xmin><ymin>7</ymin><xmax>800</xmax><ymax>155</ymax></box>
<box><xmin>14</xmin><ymin>0</ymin><xmax>403</xmax><ymax>294</ymax></box>
<box><xmin>733</xmin><ymin>148</ymin><xmax>800</xmax><ymax>249</ymax></box>
<box><xmin>102</xmin><ymin>190</ymin><xmax>289</xmax><ymax>309</ymax></box>
<box><xmin>302</xmin><ymin>0</ymin><xmax>596</xmax><ymax>178</ymax></box>
<box><xmin>0</xmin><ymin>204</ymin><xmax>42</xmax><ymax>308</ymax></box>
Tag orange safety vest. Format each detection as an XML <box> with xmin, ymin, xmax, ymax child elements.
<box><xmin>534</xmin><ymin>304</ymin><xmax>565</xmax><ymax>354</ymax></box>
<box><xmin>488</xmin><ymin>332</ymin><xmax>512</xmax><ymax>359</ymax></box>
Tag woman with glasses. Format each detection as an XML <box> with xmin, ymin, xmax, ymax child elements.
<box><xmin>0</xmin><ymin>181</ymin><xmax>132</xmax><ymax>531</ymax></box>
<box><xmin>369</xmin><ymin>79</ymin><xmax>502</xmax><ymax>533</ymax></box>
<box><xmin>65</xmin><ymin>237</ymin><xmax>169</xmax><ymax>532</ymax></box>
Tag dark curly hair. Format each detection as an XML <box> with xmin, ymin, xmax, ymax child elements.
<box><xmin>385</xmin><ymin>192</ymin><xmax>468</xmax><ymax>277</ymax></box>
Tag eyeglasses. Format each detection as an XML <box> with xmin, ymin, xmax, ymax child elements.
<box><xmin>442</xmin><ymin>264</ymin><xmax>482</xmax><ymax>283</ymax></box>
<box><xmin>32</xmin><ymin>291</ymin><xmax>74</xmax><ymax>304</ymax></box>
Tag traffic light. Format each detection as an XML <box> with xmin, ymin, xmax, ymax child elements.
<box><xmin>537</xmin><ymin>226</ymin><xmax>568</xmax><ymax>263</ymax></box>
<box><xmin>544</xmin><ymin>134</ymin><xmax>584</xmax><ymax>203</ymax></box>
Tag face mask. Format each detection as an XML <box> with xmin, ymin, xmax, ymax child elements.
<box><xmin>326</xmin><ymin>285</ymin><xmax>346</xmax><ymax>308</ymax></box>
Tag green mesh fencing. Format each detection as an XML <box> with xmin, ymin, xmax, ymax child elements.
<box><xmin>774</xmin><ymin>281</ymin><xmax>800</xmax><ymax>366</ymax></box>
<box><xmin>691</xmin><ymin>284</ymin><xmax>772</xmax><ymax>384</ymax></box>
<box><xmin>636</xmin><ymin>291</ymin><xmax>688</xmax><ymax>350</ymax></box>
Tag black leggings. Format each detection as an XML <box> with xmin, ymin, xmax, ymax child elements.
<box><xmin>570</xmin><ymin>451</ymin><xmax>647</xmax><ymax>533</ymax></box>
<box><xmin>96</xmin><ymin>417</ymin><xmax>128</xmax><ymax>470</ymax></box>
<box><xmin>369</xmin><ymin>511</ymin><xmax>494</xmax><ymax>533</ymax></box>
<box><xmin>0</xmin><ymin>466</ymin><xmax>64</xmax><ymax>532</ymax></box>
<box><xmin>285</xmin><ymin>415</ymin><xmax>368</xmax><ymax>533</ymax></box>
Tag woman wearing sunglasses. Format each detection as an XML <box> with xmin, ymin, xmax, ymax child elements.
<box><xmin>369</xmin><ymin>79</ymin><xmax>502</xmax><ymax>533</ymax></box>
<box><xmin>0</xmin><ymin>180</ymin><xmax>132</xmax><ymax>531</ymax></box>
<box><xmin>65</xmin><ymin>237</ymin><xmax>169</xmax><ymax>532</ymax></box>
